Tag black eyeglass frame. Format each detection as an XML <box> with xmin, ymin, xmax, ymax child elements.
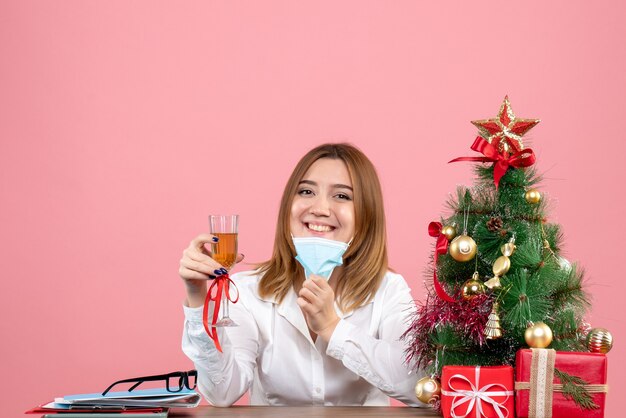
<box><xmin>101</xmin><ymin>370</ymin><xmax>197</xmax><ymax>396</ymax></box>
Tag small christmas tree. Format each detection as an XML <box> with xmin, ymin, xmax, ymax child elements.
<box><xmin>404</xmin><ymin>96</ymin><xmax>593</xmax><ymax>406</ymax></box>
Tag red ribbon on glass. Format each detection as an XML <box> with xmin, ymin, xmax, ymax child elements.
<box><xmin>429</xmin><ymin>221</ymin><xmax>456</xmax><ymax>302</ymax></box>
<box><xmin>202</xmin><ymin>275</ymin><xmax>239</xmax><ymax>353</ymax></box>
<box><xmin>449</xmin><ymin>137</ymin><xmax>536</xmax><ymax>189</ymax></box>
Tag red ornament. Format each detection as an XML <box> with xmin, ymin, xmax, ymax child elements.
<box><xmin>471</xmin><ymin>96</ymin><xmax>540</xmax><ymax>154</ymax></box>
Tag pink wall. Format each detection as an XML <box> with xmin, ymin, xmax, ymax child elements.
<box><xmin>1</xmin><ymin>1</ymin><xmax>624</xmax><ymax>415</ymax></box>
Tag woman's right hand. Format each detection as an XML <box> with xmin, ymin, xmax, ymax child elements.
<box><xmin>178</xmin><ymin>233</ymin><xmax>244</xmax><ymax>307</ymax></box>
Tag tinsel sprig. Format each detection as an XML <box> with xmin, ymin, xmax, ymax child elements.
<box><xmin>402</xmin><ymin>293</ymin><xmax>491</xmax><ymax>369</ymax></box>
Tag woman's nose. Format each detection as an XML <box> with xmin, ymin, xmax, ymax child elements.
<box><xmin>309</xmin><ymin>196</ymin><xmax>331</xmax><ymax>216</ymax></box>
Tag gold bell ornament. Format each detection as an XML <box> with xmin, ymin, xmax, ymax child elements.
<box><xmin>415</xmin><ymin>376</ymin><xmax>441</xmax><ymax>404</ymax></box>
<box><xmin>525</xmin><ymin>322</ymin><xmax>553</xmax><ymax>348</ymax></box>
<box><xmin>484</xmin><ymin>303</ymin><xmax>503</xmax><ymax>340</ymax></box>
<box><xmin>525</xmin><ymin>188</ymin><xmax>542</xmax><ymax>204</ymax></box>
<box><xmin>462</xmin><ymin>272</ymin><xmax>485</xmax><ymax>300</ymax></box>
<box><xmin>484</xmin><ymin>238</ymin><xmax>516</xmax><ymax>290</ymax></box>
<box><xmin>586</xmin><ymin>328</ymin><xmax>613</xmax><ymax>354</ymax></box>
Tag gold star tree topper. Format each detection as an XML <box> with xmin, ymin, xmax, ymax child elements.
<box><xmin>471</xmin><ymin>96</ymin><xmax>540</xmax><ymax>154</ymax></box>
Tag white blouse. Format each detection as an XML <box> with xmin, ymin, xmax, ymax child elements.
<box><xmin>182</xmin><ymin>270</ymin><xmax>425</xmax><ymax>407</ymax></box>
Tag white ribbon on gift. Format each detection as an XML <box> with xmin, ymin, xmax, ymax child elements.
<box><xmin>441</xmin><ymin>366</ymin><xmax>514</xmax><ymax>418</ymax></box>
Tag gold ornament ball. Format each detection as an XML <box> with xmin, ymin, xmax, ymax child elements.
<box><xmin>415</xmin><ymin>376</ymin><xmax>441</xmax><ymax>404</ymax></box>
<box><xmin>449</xmin><ymin>235</ymin><xmax>477</xmax><ymax>262</ymax></box>
<box><xmin>462</xmin><ymin>278</ymin><xmax>485</xmax><ymax>300</ymax></box>
<box><xmin>586</xmin><ymin>328</ymin><xmax>613</xmax><ymax>354</ymax></box>
<box><xmin>525</xmin><ymin>189</ymin><xmax>542</xmax><ymax>204</ymax></box>
<box><xmin>441</xmin><ymin>224</ymin><xmax>458</xmax><ymax>241</ymax></box>
<box><xmin>525</xmin><ymin>322</ymin><xmax>553</xmax><ymax>348</ymax></box>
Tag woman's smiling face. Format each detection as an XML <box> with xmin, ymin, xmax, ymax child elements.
<box><xmin>290</xmin><ymin>158</ymin><xmax>355</xmax><ymax>243</ymax></box>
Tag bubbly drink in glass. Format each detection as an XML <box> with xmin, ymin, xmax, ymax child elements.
<box><xmin>209</xmin><ymin>215</ymin><xmax>239</xmax><ymax>327</ymax></box>
<box><xmin>211</xmin><ymin>232</ymin><xmax>238</xmax><ymax>269</ymax></box>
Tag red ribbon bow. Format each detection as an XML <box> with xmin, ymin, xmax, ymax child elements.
<box><xmin>429</xmin><ymin>222</ymin><xmax>456</xmax><ymax>302</ymax></box>
<box><xmin>442</xmin><ymin>367</ymin><xmax>514</xmax><ymax>418</ymax></box>
<box><xmin>449</xmin><ymin>137</ymin><xmax>536</xmax><ymax>189</ymax></box>
<box><xmin>202</xmin><ymin>274</ymin><xmax>239</xmax><ymax>353</ymax></box>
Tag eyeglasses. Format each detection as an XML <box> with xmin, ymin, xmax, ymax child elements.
<box><xmin>102</xmin><ymin>370</ymin><xmax>197</xmax><ymax>396</ymax></box>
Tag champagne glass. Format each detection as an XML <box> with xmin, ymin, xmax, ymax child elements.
<box><xmin>209</xmin><ymin>214</ymin><xmax>239</xmax><ymax>327</ymax></box>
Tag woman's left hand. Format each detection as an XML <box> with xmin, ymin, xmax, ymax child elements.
<box><xmin>297</xmin><ymin>274</ymin><xmax>340</xmax><ymax>342</ymax></box>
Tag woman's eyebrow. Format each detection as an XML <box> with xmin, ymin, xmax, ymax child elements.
<box><xmin>334</xmin><ymin>184</ymin><xmax>353</xmax><ymax>191</ymax></box>
<box><xmin>298</xmin><ymin>180</ymin><xmax>353</xmax><ymax>191</ymax></box>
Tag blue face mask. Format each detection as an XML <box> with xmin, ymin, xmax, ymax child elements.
<box><xmin>292</xmin><ymin>236</ymin><xmax>350</xmax><ymax>280</ymax></box>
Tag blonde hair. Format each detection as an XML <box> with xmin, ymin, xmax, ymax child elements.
<box><xmin>256</xmin><ymin>143</ymin><xmax>389</xmax><ymax>312</ymax></box>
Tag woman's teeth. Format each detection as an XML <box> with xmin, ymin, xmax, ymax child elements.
<box><xmin>308</xmin><ymin>223</ymin><xmax>332</xmax><ymax>232</ymax></box>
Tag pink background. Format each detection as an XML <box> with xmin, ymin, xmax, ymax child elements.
<box><xmin>1</xmin><ymin>1</ymin><xmax>624</xmax><ymax>415</ymax></box>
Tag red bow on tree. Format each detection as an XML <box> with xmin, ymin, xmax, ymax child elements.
<box><xmin>449</xmin><ymin>137</ymin><xmax>536</xmax><ymax>189</ymax></box>
<box><xmin>429</xmin><ymin>221</ymin><xmax>456</xmax><ymax>303</ymax></box>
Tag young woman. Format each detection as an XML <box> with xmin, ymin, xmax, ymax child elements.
<box><xmin>179</xmin><ymin>143</ymin><xmax>424</xmax><ymax>406</ymax></box>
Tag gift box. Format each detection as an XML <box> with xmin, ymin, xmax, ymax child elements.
<box><xmin>515</xmin><ymin>349</ymin><xmax>608</xmax><ymax>418</ymax></box>
<box><xmin>441</xmin><ymin>365</ymin><xmax>514</xmax><ymax>418</ymax></box>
